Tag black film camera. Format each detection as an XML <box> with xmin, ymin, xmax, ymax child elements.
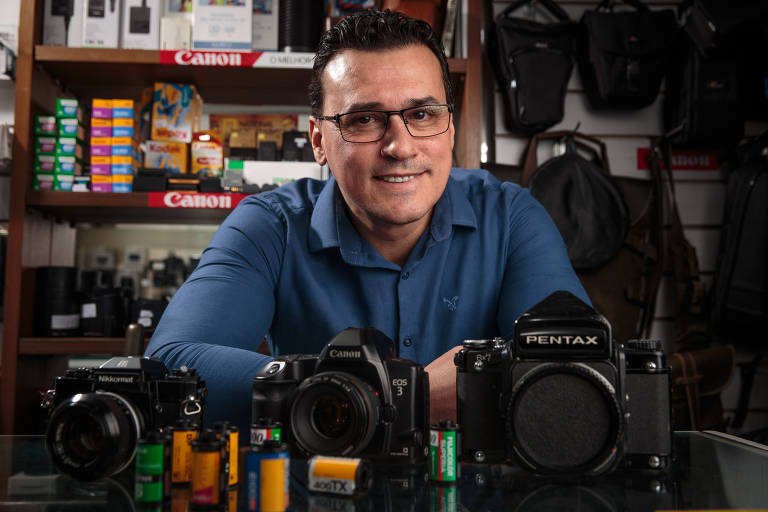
<box><xmin>44</xmin><ymin>356</ymin><xmax>206</xmax><ymax>481</ymax></box>
<box><xmin>252</xmin><ymin>327</ymin><xmax>430</xmax><ymax>462</ymax></box>
<box><xmin>455</xmin><ymin>291</ymin><xmax>671</xmax><ymax>475</ymax></box>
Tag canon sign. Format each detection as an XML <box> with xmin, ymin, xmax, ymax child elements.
<box><xmin>173</xmin><ymin>51</ymin><xmax>244</xmax><ymax>67</ymax></box>
<box><xmin>163</xmin><ymin>192</ymin><xmax>232</xmax><ymax>209</ymax></box>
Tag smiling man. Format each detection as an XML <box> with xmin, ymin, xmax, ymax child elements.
<box><xmin>146</xmin><ymin>10</ymin><xmax>588</xmax><ymax>437</ymax></box>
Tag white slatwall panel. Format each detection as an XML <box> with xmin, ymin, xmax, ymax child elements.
<box><xmin>489</xmin><ymin>0</ymin><xmax>768</xmax><ymax>432</ymax></box>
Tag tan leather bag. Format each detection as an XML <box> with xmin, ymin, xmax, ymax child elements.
<box><xmin>669</xmin><ymin>345</ymin><xmax>736</xmax><ymax>430</ymax></box>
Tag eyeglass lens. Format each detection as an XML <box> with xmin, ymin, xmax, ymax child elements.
<box><xmin>338</xmin><ymin>105</ymin><xmax>451</xmax><ymax>142</ymax></box>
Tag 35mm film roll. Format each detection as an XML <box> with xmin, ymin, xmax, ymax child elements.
<box><xmin>307</xmin><ymin>456</ymin><xmax>372</xmax><ymax>496</ymax></box>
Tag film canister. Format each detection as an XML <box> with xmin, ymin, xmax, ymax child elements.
<box><xmin>171</xmin><ymin>419</ymin><xmax>198</xmax><ymax>486</ymax></box>
<box><xmin>135</xmin><ymin>430</ymin><xmax>168</xmax><ymax>504</ymax></box>
<box><xmin>190</xmin><ymin>428</ymin><xmax>224</xmax><ymax>507</ymax></box>
<box><xmin>307</xmin><ymin>455</ymin><xmax>372</xmax><ymax>496</ymax></box>
<box><xmin>251</xmin><ymin>418</ymin><xmax>283</xmax><ymax>447</ymax></box>
<box><xmin>429</xmin><ymin>420</ymin><xmax>461</xmax><ymax>484</ymax></box>
<box><xmin>246</xmin><ymin>440</ymin><xmax>290</xmax><ymax>512</ymax></box>
<box><xmin>214</xmin><ymin>421</ymin><xmax>239</xmax><ymax>488</ymax></box>
<box><xmin>170</xmin><ymin>486</ymin><xmax>191</xmax><ymax>512</ymax></box>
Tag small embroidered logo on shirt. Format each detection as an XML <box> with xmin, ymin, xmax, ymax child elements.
<box><xmin>443</xmin><ymin>296</ymin><xmax>458</xmax><ymax>312</ymax></box>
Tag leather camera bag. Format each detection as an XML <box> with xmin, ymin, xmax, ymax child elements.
<box><xmin>577</xmin><ymin>0</ymin><xmax>677</xmax><ymax>109</ymax></box>
<box><xmin>488</xmin><ymin>0</ymin><xmax>578</xmax><ymax>134</ymax></box>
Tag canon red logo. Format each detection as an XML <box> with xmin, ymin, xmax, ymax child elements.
<box><xmin>173</xmin><ymin>51</ymin><xmax>243</xmax><ymax>67</ymax></box>
<box><xmin>163</xmin><ymin>192</ymin><xmax>232</xmax><ymax>209</ymax></box>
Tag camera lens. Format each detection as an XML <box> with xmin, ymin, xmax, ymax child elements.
<box><xmin>312</xmin><ymin>392</ymin><xmax>352</xmax><ymax>439</ymax></box>
<box><xmin>290</xmin><ymin>372</ymin><xmax>380</xmax><ymax>456</ymax></box>
<box><xmin>46</xmin><ymin>392</ymin><xmax>143</xmax><ymax>481</ymax></box>
<box><xmin>505</xmin><ymin>362</ymin><xmax>622</xmax><ymax>476</ymax></box>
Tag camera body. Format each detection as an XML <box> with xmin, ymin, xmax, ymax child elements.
<box><xmin>45</xmin><ymin>356</ymin><xmax>206</xmax><ymax>480</ymax></box>
<box><xmin>455</xmin><ymin>291</ymin><xmax>671</xmax><ymax>475</ymax></box>
<box><xmin>252</xmin><ymin>327</ymin><xmax>429</xmax><ymax>462</ymax></box>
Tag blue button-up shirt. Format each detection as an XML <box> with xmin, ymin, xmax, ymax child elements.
<box><xmin>146</xmin><ymin>168</ymin><xmax>588</xmax><ymax>434</ymax></box>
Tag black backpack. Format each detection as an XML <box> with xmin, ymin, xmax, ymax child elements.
<box><xmin>577</xmin><ymin>0</ymin><xmax>678</xmax><ymax>110</ymax></box>
<box><xmin>681</xmin><ymin>0</ymin><xmax>768</xmax><ymax>57</ymax></box>
<box><xmin>521</xmin><ymin>131</ymin><xmax>629</xmax><ymax>273</ymax></box>
<box><xmin>710</xmin><ymin>131</ymin><xmax>768</xmax><ymax>342</ymax></box>
<box><xmin>663</xmin><ymin>33</ymin><xmax>745</xmax><ymax>148</ymax></box>
<box><xmin>488</xmin><ymin>0</ymin><xmax>578</xmax><ymax>135</ymax></box>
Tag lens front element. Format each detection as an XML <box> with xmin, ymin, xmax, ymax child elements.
<box><xmin>291</xmin><ymin>372</ymin><xmax>380</xmax><ymax>456</ymax></box>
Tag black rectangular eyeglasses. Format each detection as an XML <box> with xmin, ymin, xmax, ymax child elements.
<box><xmin>317</xmin><ymin>104</ymin><xmax>453</xmax><ymax>143</ymax></box>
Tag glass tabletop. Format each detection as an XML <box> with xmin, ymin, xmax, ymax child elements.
<box><xmin>0</xmin><ymin>431</ymin><xmax>766</xmax><ymax>511</ymax></box>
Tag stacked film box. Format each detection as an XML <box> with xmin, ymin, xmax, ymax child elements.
<box><xmin>90</xmin><ymin>99</ymin><xmax>141</xmax><ymax>192</ymax></box>
<box><xmin>90</xmin><ymin>99</ymin><xmax>113</xmax><ymax>192</ymax></box>
<box><xmin>145</xmin><ymin>82</ymin><xmax>202</xmax><ymax>174</ymax></box>
<box><xmin>33</xmin><ymin>98</ymin><xmax>85</xmax><ymax>191</ymax></box>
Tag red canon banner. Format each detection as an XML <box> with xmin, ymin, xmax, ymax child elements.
<box><xmin>636</xmin><ymin>148</ymin><xmax>724</xmax><ymax>171</ymax></box>
<box><xmin>158</xmin><ymin>50</ymin><xmax>313</xmax><ymax>68</ymax></box>
<box><xmin>147</xmin><ymin>192</ymin><xmax>246</xmax><ymax>209</ymax></box>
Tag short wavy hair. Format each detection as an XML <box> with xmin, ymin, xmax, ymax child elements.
<box><xmin>309</xmin><ymin>9</ymin><xmax>453</xmax><ymax>117</ymax></box>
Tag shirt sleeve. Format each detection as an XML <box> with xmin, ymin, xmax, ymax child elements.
<box><xmin>145</xmin><ymin>197</ymin><xmax>286</xmax><ymax>437</ymax></box>
<box><xmin>497</xmin><ymin>185</ymin><xmax>591</xmax><ymax>338</ymax></box>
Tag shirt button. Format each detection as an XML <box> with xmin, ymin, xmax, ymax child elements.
<box><xmin>403</xmin><ymin>337</ymin><xmax>412</xmax><ymax>347</ymax></box>
<box><xmin>401</xmin><ymin>272</ymin><xmax>410</xmax><ymax>280</ymax></box>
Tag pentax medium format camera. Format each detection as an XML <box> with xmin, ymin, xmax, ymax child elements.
<box><xmin>44</xmin><ymin>356</ymin><xmax>206</xmax><ymax>481</ymax></box>
<box><xmin>252</xmin><ymin>327</ymin><xmax>430</xmax><ymax>462</ymax></box>
<box><xmin>455</xmin><ymin>291</ymin><xmax>671</xmax><ymax>476</ymax></box>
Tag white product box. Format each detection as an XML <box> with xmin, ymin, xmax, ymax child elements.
<box><xmin>0</xmin><ymin>0</ymin><xmax>19</xmax><ymax>53</ymax></box>
<box><xmin>160</xmin><ymin>16</ymin><xmax>191</xmax><ymax>50</ymax></box>
<box><xmin>43</xmin><ymin>0</ymin><xmax>85</xmax><ymax>47</ymax></box>
<box><xmin>82</xmin><ymin>0</ymin><xmax>120</xmax><ymax>48</ymax></box>
<box><xmin>193</xmin><ymin>0</ymin><xmax>252</xmax><ymax>52</ymax></box>
<box><xmin>235</xmin><ymin>160</ymin><xmax>325</xmax><ymax>188</ymax></box>
<box><xmin>121</xmin><ymin>0</ymin><xmax>161</xmax><ymax>49</ymax></box>
<box><xmin>252</xmin><ymin>0</ymin><xmax>278</xmax><ymax>51</ymax></box>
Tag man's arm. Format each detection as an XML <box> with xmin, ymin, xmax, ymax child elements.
<box><xmin>145</xmin><ymin>197</ymin><xmax>286</xmax><ymax>435</ymax></box>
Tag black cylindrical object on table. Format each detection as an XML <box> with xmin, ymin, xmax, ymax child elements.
<box><xmin>278</xmin><ymin>0</ymin><xmax>324</xmax><ymax>52</ymax></box>
<box><xmin>34</xmin><ymin>266</ymin><xmax>80</xmax><ymax>336</ymax></box>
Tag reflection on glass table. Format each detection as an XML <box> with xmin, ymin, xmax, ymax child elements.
<box><xmin>0</xmin><ymin>431</ymin><xmax>767</xmax><ymax>511</ymax></box>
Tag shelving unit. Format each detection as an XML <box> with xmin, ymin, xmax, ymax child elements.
<box><xmin>0</xmin><ymin>0</ymin><xmax>482</xmax><ymax>434</ymax></box>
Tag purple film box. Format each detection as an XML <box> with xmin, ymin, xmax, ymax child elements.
<box><xmin>91</xmin><ymin>99</ymin><xmax>113</xmax><ymax>119</ymax></box>
<box><xmin>91</xmin><ymin>125</ymin><xmax>112</xmax><ymax>137</ymax></box>
<box><xmin>91</xmin><ymin>182</ymin><xmax>113</xmax><ymax>192</ymax></box>
<box><xmin>91</xmin><ymin>145</ymin><xmax>112</xmax><ymax>157</ymax></box>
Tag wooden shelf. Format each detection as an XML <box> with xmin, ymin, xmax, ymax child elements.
<box><xmin>20</xmin><ymin>337</ymin><xmax>129</xmax><ymax>355</ymax></box>
<box><xmin>34</xmin><ymin>46</ymin><xmax>468</xmax><ymax>106</ymax></box>
<box><xmin>27</xmin><ymin>190</ymin><xmax>243</xmax><ymax>224</ymax></box>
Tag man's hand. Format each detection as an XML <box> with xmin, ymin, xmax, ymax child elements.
<box><xmin>425</xmin><ymin>345</ymin><xmax>463</xmax><ymax>425</ymax></box>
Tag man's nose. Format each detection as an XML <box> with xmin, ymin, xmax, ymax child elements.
<box><xmin>380</xmin><ymin>114</ymin><xmax>416</xmax><ymax>158</ymax></box>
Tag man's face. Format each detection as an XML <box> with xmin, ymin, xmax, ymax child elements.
<box><xmin>309</xmin><ymin>45</ymin><xmax>455</xmax><ymax>232</ymax></box>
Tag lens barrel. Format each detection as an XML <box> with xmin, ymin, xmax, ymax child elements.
<box><xmin>46</xmin><ymin>392</ymin><xmax>143</xmax><ymax>480</ymax></box>
<box><xmin>290</xmin><ymin>372</ymin><xmax>380</xmax><ymax>457</ymax></box>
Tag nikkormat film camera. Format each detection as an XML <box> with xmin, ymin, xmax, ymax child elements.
<box><xmin>455</xmin><ymin>291</ymin><xmax>671</xmax><ymax>475</ymax></box>
<box><xmin>252</xmin><ymin>327</ymin><xmax>430</xmax><ymax>462</ymax></box>
<box><xmin>44</xmin><ymin>356</ymin><xmax>206</xmax><ymax>481</ymax></box>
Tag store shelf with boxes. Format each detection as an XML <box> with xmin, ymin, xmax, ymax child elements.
<box><xmin>1</xmin><ymin>1</ymin><xmax>482</xmax><ymax>434</ymax></box>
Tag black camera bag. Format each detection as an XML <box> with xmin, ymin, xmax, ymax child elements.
<box><xmin>488</xmin><ymin>0</ymin><xmax>578</xmax><ymax>135</ymax></box>
<box><xmin>663</xmin><ymin>34</ymin><xmax>744</xmax><ymax>148</ymax></box>
<box><xmin>522</xmin><ymin>131</ymin><xmax>629</xmax><ymax>273</ymax></box>
<box><xmin>577</xmin><ymin>0</ymin><xmax>677</xmax><ymax>109</ymax></box>
<box><xmin>710</xmin><ymin>131</ymin><xmax>768</xmax><ymax>341</ymax></box>
<box><xmin>681</xmin><ymin>0</ymin><xmax>768</xmax><ymax>57</ymax></box>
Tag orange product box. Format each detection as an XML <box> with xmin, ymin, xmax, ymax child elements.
<box><xmin>145</xmin><ymin>140</ymin><xmax>188</xmax><ymax>174</ymax></box>
<box><xmin>150</xmin><ymin>82</ymin><xmax>202</xmax><ymax>143</ymax></box>
<box><xmin>191</xmin><ymin>131</ymin><xmax>223</xmax><ymax>177</ymax></box>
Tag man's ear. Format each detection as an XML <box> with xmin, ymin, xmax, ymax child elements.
<box><xmin>309</xmin><ymin>116</ymin><xmax>327</xmax><ymax>166</ymax></box>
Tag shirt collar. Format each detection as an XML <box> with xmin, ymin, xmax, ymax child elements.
<box><xmin>308</xmin><ymin>170</ymin><xmax>478</xmax><ymax>254</ymax></box>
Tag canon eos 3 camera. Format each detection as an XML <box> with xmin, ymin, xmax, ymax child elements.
<box><xmin>252</xmin><ymin>327</ymin><xmax>429</xmax><ymax>462</ymax></box>
<box><xmin>44</xmin><ymin>356</ymin><xmax>206</xmax><ymax>480</ymax></box>
<box><xmin>455</xmin><ymin>291</ymin><xmax>671</xmax><ymax>476</ymax></box>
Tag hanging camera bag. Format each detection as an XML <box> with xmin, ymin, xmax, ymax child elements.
<box><xmin>488</xmin><ymin>0</ymin><xmax>578</xmax><ymax>135</ymax></box>
<box><xmin>523</xmin><ymin>131</ymin><xmax>663</xmax><ymax>345</ymax></box>
<box><xmin>577</xmin><ymin>0</ymin><xmax>677</xmax><ymax>110</ymax></box>
<box><xmin>680</xmin><ymin>0</ymin><xmax>768</xmax><ymax>57</ymax></box>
